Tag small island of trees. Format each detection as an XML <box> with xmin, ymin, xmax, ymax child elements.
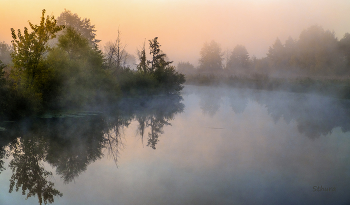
<box><xmin>0</xmin><ymin>9</ymin><xmax>185</xmax><ymax>120</ymax></box>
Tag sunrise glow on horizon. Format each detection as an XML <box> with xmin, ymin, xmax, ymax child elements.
<box><xmin>1</xmin><ymin>0</ymin><xmax>350</xmax><ymax>65</ymax></box>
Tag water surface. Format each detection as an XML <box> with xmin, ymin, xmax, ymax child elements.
<box><xmin>1</xmin><ymin>85</ymin><xmax>350</xmax><ymax>205</ymax></box>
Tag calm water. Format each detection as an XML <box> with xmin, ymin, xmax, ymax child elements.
<box><xmin>1</xmin><ymin>85</ymin><xmax>350</xmax><ymax>205</ymax></box>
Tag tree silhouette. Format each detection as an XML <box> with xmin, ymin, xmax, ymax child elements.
<box><xmin>104</xmin><ymin>29</ymin><xmax>129</xmax><ymax>72</ymax></box>
<box><xmin>57</xmin><ymin>9</ymin><xmax>100</xmax><ymax>48</ymax></box>
<box><xmin>198</xmin><ymin>40</ymin><xmax>223</xmax><ymax>73</ymax></box>
<box><xmin>227</xmin><ymin>45</ymin><xmax>250</xmax><ymax>75</ymax></box>
<box><xmin>177</xmin><ymin>61</ymin><xmax>196</xmax><ymax>76</ymax></box>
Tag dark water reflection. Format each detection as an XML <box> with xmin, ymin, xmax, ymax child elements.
<box><xmin>0</xmin><ymin>94</ymin><xmax>184</xmax><ymax>204</ymax></box>
<box><xmin>1</xmin><ymin>86</ymin><xmax>350</xmax><ymax>204</ymax></box>
<box><xmin>191</xmin><ymin>85</ymin><xmax>350</xmax><ymax>139</ymax></box>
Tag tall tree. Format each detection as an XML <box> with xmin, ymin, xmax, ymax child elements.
<box><xmin>297</xmin><ymin>25</ymin><xmax>340</xmax><ymax>75</ymax></box>
<box><xmin>10</xmin><ymin>9</ymin><xmax>64</xmax><ymax>109</ymax></box>
<box><xmin>198</xmin><ymin>40</ymin><xmax>223</xmax><ymax>73</ymax></box>
<box><xmin>57</xmin><ymin>9</ymin><xmax>100</xmax><ymax>48</ymax></box>
<box><xmin>137</xmin><ymin>41</ymin><xmax>148</xmax><ymax>74</ymax></box>
<box><xmin>104</xmin><ymin>29</ymin><xmax>128</xmax><ymax>72</ymax></box>
<box><xmin>226</xmin><ymin>45</ymin><xmax>250</xmax><ymax>74</ymax></box>
<box><xmin>267</xmin><ymin>38</ymin><xmax>285</xmax><ymax>68</ymax></box>
<box><xmin>148</xmin><ymin>37</ymin><xmax>172</xmax><ymax>73</ymax></box>
<box><xmin>146</xmin><ymin>37</ymin><xmax>185</xmax><ymax>93</ymax></box>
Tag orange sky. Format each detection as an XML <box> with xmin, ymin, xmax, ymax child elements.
<box><xmin>1</xmin><ymin>0</ymin><xmax>350</xmax><ymax>65</ymax></box>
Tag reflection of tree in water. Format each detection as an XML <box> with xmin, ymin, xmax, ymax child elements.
<box><xmin>260</xmin><ymin>94</ymin><xmax>350</xmax><ymax>139</ymax></box>
<box><xmin>193</xmin><ymin>87</ymin><xmax>350</xmax><ymax>139</ymax></box>
<box><xmin>8</xmin><ymin>136</ymin><xmax>62</xmax><ymax>205</ymax></box>
<box><xmin>0</xmin><ymin>93</ymin><xmax>184</xmax><ymax>204</ymax></box>
<box><xmin>45</xmin><ymin>116</ymin><xmax>106</xmax><ymax>183</ymax></box>
<box><xmin>248</xmin><ymin>91</ymin><xmax>350</xmax><ymax>139</ymax></box>
<box><xmin>146</xmin><ymin>115</ymin><xmax>171</xmax><ymax>149</ymax></box>
<box><xmin>132</xmin><ymin>94</ymin><xmax>184</xmax><ymax>149</ymax></box>
<box><xmin>197</xmin><ymin>86</ymin><xmax>223</xmax><ymax>117</ymax></box>
<box><xmin>0</xmin><ymin>147</ymin><xmax>5</xmax><ymax>173</ymax></box>
<box><xmin>228</xmin><ymin>90</ymin><xmax>249</xmax><ymax>114</ymax></box>
<box><xmin>103</xmin><ymin>116</ymin><xmax>130</xmax><ymax>164</ymax></box>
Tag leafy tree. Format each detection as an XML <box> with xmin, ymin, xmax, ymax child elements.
<box><xmin>10</xmin><ymin>9</ymin><xmax>64</xmax><ymax>111</ymax></box>
<box><xmin>148</xmin><ymin>37</ymin><xmax>172</xmax><ymax>73</ymax></box>
<box><xmin>147</xmin><ymin>37</ymin><xmax>185</xmax><ymax>93</ymax></box>
<box><xmin>267</xmin><ymin>38</ymin><xmax>286</xmax><ymax>69</ymax></box>
<box><xmin>198</xmin><ymin>40</ymin><xmax>223</xmax><ymax>73</ymax></box>
<box><xmin>297</xmin><ymin>25</ymin><xmax>340</xmax><ymax>75</ymax></box>
<box><xmin>227</xmin><ymin>45</ymin><xmax>250</xmax><ymax>74</ymax></box>
<box><xmin>47</xmin><ymin>27</ymin><xmax>119</xmax><ymax>108</ymax></box>
<box><xmin>57</xmin><ymin>9</ymin><xmax>100</xmax><ymax>48</ymax></box>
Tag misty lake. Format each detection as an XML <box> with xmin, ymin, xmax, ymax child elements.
<box><xmin>1</xmin><ymin>85</ymin><xmax>350</xmax><ymax>205</ymax></box>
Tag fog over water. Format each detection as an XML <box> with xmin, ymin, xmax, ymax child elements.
<box><xmin>1</xmin><ymin>85</ymin><xmax>350</xmax><ymax>204</ymax></box>
<box><xmin>1</xmin><ymin>1</ymin><xmax>350</xmax><ymax>204</ymax></box>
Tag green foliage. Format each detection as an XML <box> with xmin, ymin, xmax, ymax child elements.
<box><xmin>47</xmin><ymin>27</ymin><xmax>120</xmax><ymax>109</ymax></box>
<box><xmin>2</xmin><ymin>11</ymin><xmax>185</xmax><ymax>118</ymax></box>
<box><xmin>57</xmin><ymin>9</ymin><xmax>100</xmax><ymax>48</ymax></box>
<box><xmin>148</xmin><ymin>37</ymin><xmax>172</xmax><ymax>73</ymax></box>
<box><xmin>10</xmin><ymin>9</ymin><xmax>64</xmax><ymax>112</ymax></box>
<box><xmin>154</xmin><ymin>65</ymin><xmax>185</xmax><ymax>93</ymax></box>
<box><xmin>141</xmin><ymin>37</ymin><xmax>185</xmax><ymax>94</ymax></box>
<box><xmin>137</xmin><ymin>42</ymin><xmax>148</xmax><ymax>74</ymax></box>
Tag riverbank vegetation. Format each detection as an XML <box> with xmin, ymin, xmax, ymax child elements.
<box><xmin>0</xmin><ymin>10</ymin><xmax>185</xmax><ymax>120</ymax></box>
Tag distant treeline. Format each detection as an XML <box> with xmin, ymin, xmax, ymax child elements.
<box><xmin>177</xmin><ymin>25</ymin><xmax>350</xmax><ymax>97</ymax></box>
<box><xmin>178</xmin><ymin>25</ymin><xmax>350</xmax><ymax>77</ymax></box>
<box><xmin>0</xmin><ymin>9</ymin><xmax>185</xmax><ymax>119</ymax></box>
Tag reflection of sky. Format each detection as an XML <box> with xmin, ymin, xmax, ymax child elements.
<box><xmin>1</xmin><ymin>86</ymin><xmax>350</xmax><ymax>204</ymax></box>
